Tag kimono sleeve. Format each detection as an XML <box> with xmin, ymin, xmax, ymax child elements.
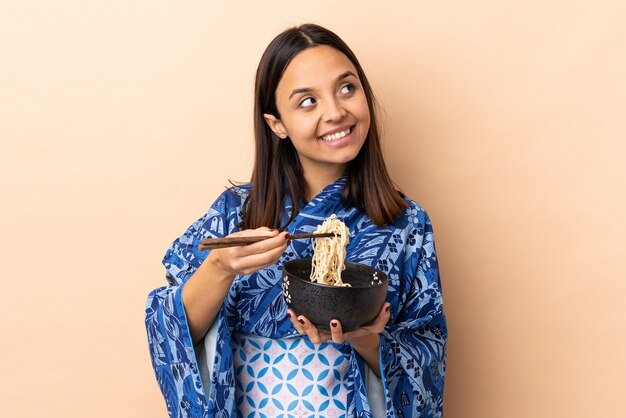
<box><xmin>144</xmin><ymin>192</ymin><xmax>233</xmax><ymax>418</ymax></box>
<box><xmin>379</xmin><ymin>210</ymin><xmax>447</xmax><ymax>417</ymax></box>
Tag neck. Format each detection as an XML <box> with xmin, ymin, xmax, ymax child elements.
<box><xmin>302</xmin><ymin>165</ymin><xmax>346</xmax><ymax>201</ymax></box>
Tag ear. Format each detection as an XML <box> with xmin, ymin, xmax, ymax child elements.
<box><xmin>263</xmin><ymin>113</ymin><xmax>288</xmax><ymax>139</ymax></box>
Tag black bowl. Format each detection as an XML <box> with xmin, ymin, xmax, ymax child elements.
<box><xmin>282</xmin><ymin>258</ymin><xmax>388</xmax><ymax>332</ymax></box>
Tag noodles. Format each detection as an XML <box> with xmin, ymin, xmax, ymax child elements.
<box><xmin>309</xmin><ymin>214</ymin><xmax>350</xmax><ymax>286</ymax></box>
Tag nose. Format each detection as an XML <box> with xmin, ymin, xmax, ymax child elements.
<box><xmin>322</xmin><ymin>97</ymin><xmax>347</xmax><ymax>122</ymax></box>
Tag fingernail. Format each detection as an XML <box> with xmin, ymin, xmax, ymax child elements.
<box><xmin>331</xmin><ymin>321</ymin><xmax>337</xmax><ymax>328</ymax></box>
<box><xmin>285</xmin><ymin>233</ymin><xmax>290</xmax><ymax>240</ymax></box>
<box><xmin>384</xmin><ymin>305</ymin><xmax>390</xmax><ymax>312</ymax></box>
<box><xmin>298</xmin><ymin>318</ymin><xmax>305</xmax><ymax>325</ymax></box>
<box><xmin>287</xmin><ymin>312</ymin><xmax>292</xmax><ymax>318</ymax></box>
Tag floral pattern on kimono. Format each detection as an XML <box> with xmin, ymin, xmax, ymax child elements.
<box><xmin>145</xmin><ymin>176</ymin><xmax>447</xmax><ymax>417</ymax></box>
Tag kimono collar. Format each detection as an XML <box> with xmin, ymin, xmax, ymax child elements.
<box><xmin>308</xmin><ymin>175</ymin><xmax>348</xmax><ymax>205</ymax></box>
<box><xmin>281</xmin><ymin>175</ymin><xmax>348</xmax><ymax>232</ymax></box>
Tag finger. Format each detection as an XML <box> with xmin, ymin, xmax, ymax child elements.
<box><xmin>362</xmin><ymin>302</ymin><xmax>391</xmax><ymax>334</ymax></box>
<box><xmin>287</xmin><ymin>309</ymin><xmax>306</xmax><ymax>334</ymax></box>
<box><xmin>287</xmin><ymin>311</ymin><xmax>331</xmax><ymax>342</ymax></box>
<box><xmin>329</xmin><ymin>319</ymin><xmax>345</xmax><ymax>344</ymax></box>
<box><xmin>235</xmin><ymin>231</ymin><xmax>289</xmax><ymax>257</ymax></box>
<box><xmin>379</xmin><ymin>302</ymin><xmax>391</xmax><ymax>319</ymax></box>
<box><xmin>229</xmin><ymin>228</ymin><xmax>278</xmax><ymax>250</ymax></box>
<box><xmin>297</xmin><ymin>315</ymin><xmax>327</xmax><ymax>344</ymax></box>
<box><xmin>219</xmin><ymin>227</ymin><xmax>278</xmax><ymax>254</ymax></box>
<box><xmin>222</xmin><ymin>230</ymin><xmax>287</xmax><ymax>265</ymax></box>
<box><xmin>235</xmin><ymin>236</ymin><xmax>289</xmax><ymax>271</ymax></box>
<box><xmin>225</xmin><ymin>227</ymin><xmax>276</xmax><ymax>238</ymax></box>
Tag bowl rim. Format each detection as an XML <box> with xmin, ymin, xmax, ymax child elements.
<box><xmin>283</xmin><ymin>258</ymin><xmax>388</xmax><ymax>289</ymax></box>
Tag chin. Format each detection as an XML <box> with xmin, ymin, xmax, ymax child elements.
<box><xmin>334</xmin><ymin>155</ymin><xmax>359</xmax><ymax>166</ymax></box>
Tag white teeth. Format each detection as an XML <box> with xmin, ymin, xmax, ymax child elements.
<box><xmin>320</xmin><ymin>127</ymin><xmax>351</xmax><ymax>141</ymax></box>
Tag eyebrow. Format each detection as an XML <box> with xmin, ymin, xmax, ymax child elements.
<box><xmin>288</xmin><ymin>70</ymin><xmax>358</xmax><ymax>100</ymax></box>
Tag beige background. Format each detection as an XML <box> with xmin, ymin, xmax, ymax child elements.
<box><xmin>1</xmin><ymin>1</ymin><xmax>624</xmax><ymax>417</ymax></box>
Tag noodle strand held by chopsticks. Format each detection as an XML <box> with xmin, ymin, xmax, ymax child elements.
<box><xmin>310</xmin><ymin>215</ymin><xmax>350</xmax><ymax>286</ymax></box>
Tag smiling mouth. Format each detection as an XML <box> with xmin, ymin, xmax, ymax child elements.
<box><xmin>318</xmin><ymin>126</ymin><xmax>353</xmax><ymax>142</ymax></box>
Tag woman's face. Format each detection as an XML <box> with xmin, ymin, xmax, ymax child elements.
<box><xmin>264</xmin><ymin>45</ymin><xmax>371</xmax><ymax>178</ymax></box>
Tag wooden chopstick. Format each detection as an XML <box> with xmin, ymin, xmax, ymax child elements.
<box><xmin>198</xmin><ymin>232</ymin><xmax>336</xmax><ymax>250</ymax></box>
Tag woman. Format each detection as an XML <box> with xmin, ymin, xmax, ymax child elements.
<box><xmin>145</xmin><ymin>23</ymin><xmax>447</xmax><ymax>417</ymax></box>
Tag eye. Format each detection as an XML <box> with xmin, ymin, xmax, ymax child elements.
<box><xmin>298</xmin><ymin>97</ymin><xmax>316</xmax><ymax>108</ymax></box>
<box><xmin>340</xmin><ymin>83</ymin><xmax>355</xmax><ymax>95</ymax></box>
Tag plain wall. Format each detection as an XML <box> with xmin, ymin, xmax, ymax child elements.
<box><xmin>1</xmin><ymin>1</ymin><xmax>624</xmax><ymax>417</ymax></box>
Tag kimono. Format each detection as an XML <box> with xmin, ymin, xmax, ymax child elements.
<box><xmin>145</xmin><ymin>176</ymin><xmax>447</xmax><ymax>417</ymax></box>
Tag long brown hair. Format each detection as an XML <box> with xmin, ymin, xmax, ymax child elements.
<box><xmin>243</xmin><ymin>23</ymin><xmax>407</xmax><ymax>229</ymax></box>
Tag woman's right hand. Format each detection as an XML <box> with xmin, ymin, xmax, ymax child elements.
<box><xmin>206</xmin><ymin>227</ymin><xmax>290</xmax><ymax>276</ymax></box>
<box><xmin>184</xmin><ymin>227</ymin><xmax>289</xmax><ymax>345</ymax></box>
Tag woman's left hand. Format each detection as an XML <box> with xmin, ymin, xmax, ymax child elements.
<box><xmin>287</xmin><ymin>302</ymin><xmax>391</xmax><ymax>345</ymax></box>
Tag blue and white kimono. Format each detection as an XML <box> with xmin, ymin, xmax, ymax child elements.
<box><xmin>145</xmin><ymin>176</ymin><xmax>447</xmax><ymax>417</ymax></box>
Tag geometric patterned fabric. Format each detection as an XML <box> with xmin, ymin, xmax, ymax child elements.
<box><xmin>145</xmin><ymin>176</ymin><xmax>447</xmax><ymax>417</ymax></box>
<box><xmin>233</xmin><ymin>333</ymin><xmax>349</xmax><ymax>417</ymax></box>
